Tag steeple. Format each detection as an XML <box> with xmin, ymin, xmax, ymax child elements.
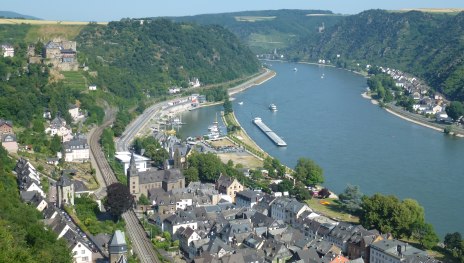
<box><xmin>127</xmin><ymin>152</ymin><xmax>138</xmax><ymax>177</ymax></box>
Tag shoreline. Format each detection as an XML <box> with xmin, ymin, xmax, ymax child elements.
<box><xmin>361</xmin><ymin>92</ymin><xmax>464</xmax><ymax>137</ymax></box>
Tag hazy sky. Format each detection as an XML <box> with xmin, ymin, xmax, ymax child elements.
<box><xmin>4</xmin><ymin>0</ymin><xmax>464</xmax><ymax>22</ymax></box>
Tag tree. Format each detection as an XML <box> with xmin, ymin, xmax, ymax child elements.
<box><xmin>50</xmin><ymin>134</ymin><xmax>62</xmax><ymax>153</ymax></box>
<box><xmin>446</xmin><ymin>101</ymin><xmax>464</xmax><ymax>121</ymax></box>
<box><xmin>360</xmin><ymin>194</ymin><xmax>428</xmax><ymax>238</ymax></box>
<box><xmin>183</xmin><ymin>167</ymin><xmax>199</xmax><ymax>185</ymax></box>
<box><xmin>444</xmin><ymin>232</ymin><xmax>462</xmax><ymax>250</ymax></box>
<box><xmin>339</xmin><ymin>184</ymin><xmax>363</xmax><ymax>213</ymax></box>
<box><xmin>105</xmin><ymin>183</ymin><xmax>134</xmax><ymax>219</ymax></box>
<box><xmin>318</xmin><ymin>188</ymin><xmax>331</xmax><ymax>198</ymax></box>
<box><xmin>138</xmin><ymin>194</ymin><xmax>150</xmax><ymax>205</ymax></box>
<box><xmin>223</xmin><ymin>97</ymin><xmax>233</xmax><ymax>114</ymax></box>
<box><xmin>413</xmin><ymin>223</ymin><xmax>439</xmax><ymax>249</ymax></box>
<box><xmin>293</xmin><ymin>158</ymin><xmax>324</xmax><ymax>186</ymax></box>
<box><xmin>277</xmin><ymin>179</ymin><xmax>294</xmax><ymax>192</ymax></box>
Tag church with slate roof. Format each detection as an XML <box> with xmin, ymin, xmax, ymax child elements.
<box><xmin>127</xmin><ymin>153</ymin><xmax>185</xmax><ymax>200</ymax></box>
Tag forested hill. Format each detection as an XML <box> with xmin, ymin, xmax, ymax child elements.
<box><xmin>168</xmin><ymin>10</ymin><xmax>344</xmax><ymax>54</ymax></box>
<box><xmin>295</xmin><ymin>10</ymin><xmax>464</xmax><ymax>102</ymax></box>
<box><xmin>77</xmin><ymin>19</ymin><xmax>260</xmax><ymax>99</ymax></box>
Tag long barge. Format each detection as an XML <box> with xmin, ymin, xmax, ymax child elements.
<box><xmin>252</xmin><ymin>117</ymin><xmax>287</xmax><ymax>147</ymax></box>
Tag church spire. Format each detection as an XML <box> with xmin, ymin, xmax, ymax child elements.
<box><xmin>128</xmin><ymin>152</ymin><xmax>138</xmax><ymax>177</ymax></box>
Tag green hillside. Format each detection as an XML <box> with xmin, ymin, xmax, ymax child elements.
<box><xmin>169</xmin><ymin>9</ymin><xmax>344</xmax><ymax>54</ymax></box>
<box><xmin>76</xmin><ymin>19</ymin><xmax>260</xmax><ymax>99</ymax></box>
<box><xmin>292</xmin><ymin>10</ymin><xmax>464</xmax><ymax>102</ymax></box>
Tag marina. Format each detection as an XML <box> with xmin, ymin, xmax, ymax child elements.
<box><xmin>252</xmin><ymin>117</ymin><xmax>287</xmax><ymax>147</ymax></box>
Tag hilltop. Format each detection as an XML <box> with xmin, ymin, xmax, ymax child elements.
<box><xmin>294</xmin><ymin>9</ymin><xmax>464</xmax><ymax>102</ymax></box>
<box><xmin>168</xmin><ymin>9</ymin><xmax>345</xmax><ymax>54</ymax></box>
<box><xmin>0</xmin><ymin>10</ymin><xmax>40</xmax><ymax>20</ymax></box>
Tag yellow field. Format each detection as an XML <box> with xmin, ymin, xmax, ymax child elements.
<box><xmin>234</xmin><ymin>16</ymin><xmax>276</xmax><ymax>22</ymax></box>
<box><xmin>395</xmin><ymin>8</ymin><xmax>464</xmax><ymax>13</ymax></box>
<box><xmin>0</xmin><ymin>18</ymin><xmax>107</xmax><ymax>25</ymax></box>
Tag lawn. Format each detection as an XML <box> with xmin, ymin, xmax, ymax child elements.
<box><xmin>306</xmin><ymin>198</ymin><xmax>360</xmax><ymax>224</ymax></box>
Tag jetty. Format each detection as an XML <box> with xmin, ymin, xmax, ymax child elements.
<box><xmin>252</xmin><ymin>117</ymin><xmax>287</xmax><ymax>147</ymax></box>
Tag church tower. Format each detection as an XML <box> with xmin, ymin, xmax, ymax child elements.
<box><xmin>109</xmin><ymin>230</ymin><xmax>127</xmax><ymax>263</ymax></box>
<box><xmin>127</xmin><ymin>152</ymin><xmax>140</xmax><ymax>198</ymax></box>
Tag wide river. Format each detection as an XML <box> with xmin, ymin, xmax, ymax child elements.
<box><xmin>177</xmin><ymin>62</ymin><xmax>464</xmax><ymax>237</ymax></box>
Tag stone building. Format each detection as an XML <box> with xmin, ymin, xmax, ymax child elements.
<box><xmin>56</xmin><ymin>172</ymin><xmax>75</xmax><ymax>207</ymax></box>
<box><xmin>43</xmin><ymin>38</ymin><xmax>78</xmax><ymax>71</ymax></box>
<box><xmin>127</xmin><ymin>153</ymin><xmax>185</xmax><ymax>200</ymax></box>
<box><xmin>109</xmin><ymin>230</ymin><xmax>127</xmax><ymax>263</ymax></box>
<box><xmin>63</xmin><ymin>134</ymin><xmax>90</xmax><ymax>162</ymax></box>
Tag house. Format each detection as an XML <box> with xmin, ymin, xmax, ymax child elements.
<box><xmin>1</xmin><ymin>44</ymin><xmax>14</xmax><ymax>57</ymax></box>
<box><xmin>216</xmin><ymin>174</ymin><xmax>244</xmax><ymax>202</ymax></box>
<box><xmin>163</xmin><ymin>210</ymin><xmax>198</xmax><ymax>235</ymax></box>
<box><xmin>370</xmin><ymin>239</ymin><xmax>430</xmax><ymax>263</ymax></box>
<box><xmin>48</xmin><ymin>215</ymin><xmax>72</xmax><ymax>239</ymax></box>
<box><xmin>62</xmin><ymin>231</ymin><xmax>93</xmax><ymax>263</ymax></box>
<box><xmin>347</xmin><ymin>228</ymin><xmax>382</xmax><ymax>262</ymax></box>
<box><xmin>45</xmin><ymin>116</ymin><xmax>73</xmax><ymax>142</ymax></box>
<box><xmin>20</xmin><ymin>191</ymin><xmax>48</xmax><ymax>211</ymax></box>
<box><xmin>178</xmin><ymin>226</ymin><xmax>201</xmax><ymax>256</ymax></box>
<box><xmin>88</xmin><ymin>84</ymin><xmax>97</xmax><ymax>91</ymax></box>
<box><xmin>63</xmin><ymin>134</ymin><xmax>90</xmax><ymax>162</ymax></box>
<box><xmin>0</xmin><ymin>119</ymin><xmax>13</xmax><ymax>134</ymax></box>
<box><xmin>189</xmin><ymin>78</ymin><xmax>201</xmax><ymax>88</ymax></box>
<box><xmin>68</xmin><ymin>104</ymin><xmax>84</xmax><ymax>122</ymax></box>
<box><xmin>218</xmin><ymin>219</ymin><xmax>253</xmax><ymax>245</ymax></box>
<box><xmin>1</xmin><ymin>133</ymin><xmax>18</xmax><ymax>153</ymax></box>
<box><xmin>236</xmin><ymin>190</ymin><xmax>264</xmax><ymax>208</ymax></box>
<box><xmin>270</xmin><ymin>197</ymin><xmax>312</xmax><ymax>224</ymax></box>
<box><xmin>115</xmin><ymin>151</ymin><xmax>150</xmax><ymax>172</ymax></box>
<box><xmin>326</xmin><ymin>223</ymin><xmax>363</xmax><ymax>253</ymax></box>
<box><xmin>262</xmin><ymin>238</ymin><xmax>292</xmax><ymax>263</ymax></box>
<box><xmin>109</xmin><ymin>230</ymin><xmax>128</xmax><ymax>263</ymax></box>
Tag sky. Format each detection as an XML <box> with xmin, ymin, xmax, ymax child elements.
<box><xmin>3</xmin><ymin>0</ymin><xmax>464</xmax><ymax>22</ymax></box>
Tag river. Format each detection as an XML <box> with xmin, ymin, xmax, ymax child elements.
<box><xmin>177</xmin><ymin>61</ymin><xmax>464</xmax><ymax>237</ymax></box>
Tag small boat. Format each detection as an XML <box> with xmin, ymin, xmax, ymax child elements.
<box><xmin>238</xmin><ymin>101</ymin><xmax>244</xmax><ymax>105</ymax></box>
<box><xmin>269</xmin><ymin>104</ymin><xmax>277</xmax><ymax>111</ymax></box>
<box><xmin>321</xmin><ymin>73</ymin><xmax>325</xmax><ymax>79</ymax></box>
<box><xmin>293</xmin><ymin>67</ymin><xmax>298</xmax><ymax>72</ymax></box>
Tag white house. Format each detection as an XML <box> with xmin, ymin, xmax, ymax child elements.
<box><xmin>62</xmin><ymin>231</ymin><xmax>93</xmax><ymax>263</ymax></box>
<box><xmin>189</xmin><ymin>78</ymin><xmax>201</xmax><ymax>88</ymax></box>
<box><xmin>45</xmin><ymin>117</ymin><xmax>73</xmax><ymax>142</ymax></box>
<box><xmin>88</xmin><ymin>84</ymin><xmax>97</xmax><ymax>91</ymax></box>
<box><xmin>63</xmin><ymin>135</ymin><xmax>90</xmax><ymax>162</ymax></box>
<box><xmin>1</xmin><ymin>44</ymin><xmax>14</xmax><ymax>57</ymax></box>
<box><xmin>115</xmin><ymin>151</ymin><xmax>150</xmax><ymax>172</ymax></box>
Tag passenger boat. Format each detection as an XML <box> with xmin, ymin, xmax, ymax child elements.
<box><xmin>269</xmin><ymin>104</ymin><xmax>277</xmax><ymax>111</ymax></box>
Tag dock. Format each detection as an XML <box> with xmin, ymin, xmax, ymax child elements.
<box><xmin>252</xmin><ymin>117</ymin><xmax>287</xmax><ymax>147</ymax></box>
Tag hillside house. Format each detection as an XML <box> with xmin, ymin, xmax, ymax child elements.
<box><xmin>1</xmin><ymin>44</ymin><xmax>14</xmax><ymax>57</ymax></box>
<box><xmin>45</xmin><ymin>116</ymin><xmax>73</xmax><ymax>142</ymax></box>
<box><xmin>63</xmin><ymin>134</ymin><xmax>90</xmax><ymax>162</ymax></box>
<box><xmin>68</xmin><ymin>104</ymin><xmax>84</xmax><ymax>122</ymax></box>
<box><xmin>0</xmin><ymin>119</ymin><xmax>13</xmax><ymax>134</ymax></box>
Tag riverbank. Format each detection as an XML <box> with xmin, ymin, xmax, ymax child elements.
<box><xmin>361</xmin><ymin>92</ymin><xmax>464</xmax><ymax>137</ymax></box>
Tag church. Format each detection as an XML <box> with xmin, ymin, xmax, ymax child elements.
<box><xmin>127</xmin><ymin>153</ymin><xmax>185</xmax><ymax>200</ymax></box>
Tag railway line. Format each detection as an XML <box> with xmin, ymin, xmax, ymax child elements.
<box><xmin>89</xmin><ymin>112</ymin><xmax>160</xmax><ymax>263</ymax></box>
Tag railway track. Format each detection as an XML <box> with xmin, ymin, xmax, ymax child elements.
<box><xmin>89</xmin><ymin>116</ymin><xmax>160</xmax><ymax>263</ymax></box>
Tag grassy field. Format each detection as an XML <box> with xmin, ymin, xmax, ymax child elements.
<box><xmin>306</xmin><ymin>198</ymin><xmax>360</xmax><ymax>224</ymax></box>
<box><xmin>0</xmin><ymin>19</ymin><xmax>107</xmax><ymax>42</ymax></box>
<box><xmin>247</xmin><ymin>32</ymin><xmax>295</xmax><ymax>52</ymax></box>
<box><xmin>392</xmin><ymin>8</ymin><xmax>464</xmax><ymax>14</ymax></box>
<box><xmin>234</xmin><ymin>16</ymin><xmax>276</xmax><ymax>22</ymax></box>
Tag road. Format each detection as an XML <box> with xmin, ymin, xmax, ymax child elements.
<box><xmin>89</xmin><ymin>107</ymin><xmax>161</xmax><ymax>263</ymax></box>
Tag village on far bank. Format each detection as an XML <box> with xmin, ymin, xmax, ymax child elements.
<box><xmin>4</xmin><ymin>41</ymin><xmax>447</xmax><ymax>263</ymax></box>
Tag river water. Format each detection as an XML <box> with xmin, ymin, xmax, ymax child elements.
<box><xmin>177</xmin><ymin>62</ymin><xmax>464</xmax><ymax>237</ymax></box>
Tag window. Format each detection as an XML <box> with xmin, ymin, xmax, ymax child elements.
<box><xmin>81</xmin><ymin>250</ymin><xmax>86</xmax><ymax>254</ymax></box>
<box><xmin>81</xmin><ymin>256</ymin><xmax>88</xmax><ymax>261</ymax></box>
<box><xmin>73</xmin><ymin>251</ymin><xmax>77</xmax><ymax>255</ymax></box>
